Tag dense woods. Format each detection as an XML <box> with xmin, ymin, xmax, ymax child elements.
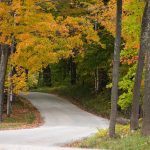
<box><xmin>0</xmin><ymin>0</ymin><xmax>150</xmax><ymax>139</ymax></box>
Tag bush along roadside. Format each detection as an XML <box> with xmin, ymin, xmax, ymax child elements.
<box><xmin>65</xmin><ymin>125</ymin><xmax>150</xmax><ymax>150</ymax></box>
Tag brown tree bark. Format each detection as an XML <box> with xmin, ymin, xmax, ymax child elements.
<box><xmin>142</xmin><ymin>0</ymin><xmax>150</xmax><ymax>136</ymax></box>
<box><xmin>109</xmin><ymin>0</ymin><xmax>122</xmax><ymax>137</ymax></box>
<box><xmin>130</xmin><ymin>2</ymin><xmax>149</xmax><ymax>131</ymax></box>
<box><xmin>95</xmin><ymin>67</ymin><xmax>99</xmax><ymax>93</ymax></box>
<box><xmin>142</xmin><ymin>54</ymin><xmax>150</xmax><ymax>136</ymax></box>
<box><xmin>0</xmin><ymin>45</ymin><xmax>9</xmax><ymax>122</ymax></box>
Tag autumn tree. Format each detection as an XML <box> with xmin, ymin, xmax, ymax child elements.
<box><xmin>0</xmin><ymin>0</ymin><xmax>58</xmax><ymax>120</ymax></box>
<box><xmin>60</xmin><ymin>16</ymin><xmax>100</xmax><ymax>85</ymax></box>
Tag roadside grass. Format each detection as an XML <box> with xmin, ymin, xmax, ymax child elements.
<box><xmin>67</xmin><ymin>125</ymin><xmax>150</xmax><ymax>150</ymax></box>
<box><xmin>32</xmin><ymin>85</ymin><xmax>111</xmax><ymax>118</ymax></box>
<box><xmin>0</xmin><ymin>97</ymin><xmax>42</xmax><ymax>130</ymax></box>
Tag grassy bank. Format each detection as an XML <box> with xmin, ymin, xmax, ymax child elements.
<box><xmin>66</xmin><ymin>125</ymin><xmax>150</xmax><ymax>150</ymax></box>
<box><xmin>32</xmin><ymin>85</ymin><xmax>111</xmax><ymax>118</ymax></box>
<box><xmin>0</xmin><ymin>96</ymin><xmax>42</xmax><ymax>130</ymax></box>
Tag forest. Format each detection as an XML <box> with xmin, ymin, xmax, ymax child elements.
<box><xmin>0</xmin><ymin>0</ymin><xmax>150</xmax><ymax>149</ymax></box>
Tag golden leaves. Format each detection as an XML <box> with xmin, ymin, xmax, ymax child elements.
<box><xmin>1</xmin><ymin>0</ymin><xmax>101</xmax><ymax>93</ymax></box>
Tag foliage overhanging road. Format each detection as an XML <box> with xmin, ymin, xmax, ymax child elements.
<box><xmin>0</xmin><ymin>92</ymin><xmax>109</xmax><ymax>150</ymax></box>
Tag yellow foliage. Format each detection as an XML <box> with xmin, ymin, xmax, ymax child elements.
<box><xmin>6</xmin><ymin>67</ymin><xmax>28</xmax><ymax>94</ymax></box>
<box><xmin>1</xmin><ymin>0</ymin><xmax>100</xmax><ymax>94</ymax></box>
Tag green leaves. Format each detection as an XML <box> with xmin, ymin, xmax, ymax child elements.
<box><xmin>118</xmin><ymin>65</ymin><xmax>136</xmax><ymax>110</ymax></box>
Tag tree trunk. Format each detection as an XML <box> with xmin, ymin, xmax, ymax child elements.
<box><xmin>130</xmin><ymin>2</ymin><xmax>148</xmax><ymax>131</ymax></box>
<box><xmin>25</xmin><ymin>69</ymin><xmax>29</xmax><ymax>81</ymax></box>
<box><xmin>38</xmin><ymin>71</ymin><xmax>43</xmax><ymax>87</ymax></box>
<box><xmin>95</xmin><ymin>67</ymin><xmax>100</xmax><ymax>93</ymax></box>
<box><xmin>7</xmin><ymin>71</ymin><xmax>13</xmax><ymax>117</ymax></box>
<box><xmin>142</xmin><ymin>52</ymin><xmax>150</xmax><ymax>136</ymax></box>
<box><xmin>70</xmin><ymin>56</ymin><xmax>77</xmax><ymax>85</ymax></box>
<box><xmin>7</xmin><ymin>38</ymin><xmax>15</xmax><ymax>117</ymax></box>
<box><xmin>43</xmin><ymin>65</ymin><xmax>52</xmax><ymax>87</ymax></box>
<box><xmin>94</xmin><ymin>15</ymin><xmax>99</xmax><ymax>93</ymax></box>
<box><xmin>95</xmin><ymin>68</ymin><xmax>108</xmax><ymax>93</ymax></box>
<box><xmin>142</xmin><ymin>0</ymin><xmax>150</xmax><ymax>136</ymax></box>
<box><xmin>95</xmin><ymin>68</ymin><xmax>98</xmax><ymax>93</ymax></box>
<box><xmin>0</xmin><ymin>45</ymin><xmax>9</xmax><ymax>122</ymax></box>
<box><xmin>109</xmin><ymin>0</ymin><xmax>122</xmax><ymax>137</ymax></box>
<box><xmin>62</xmin><ymin>59</ymin><xmax>67</xmax><ymax>80</ymax></box>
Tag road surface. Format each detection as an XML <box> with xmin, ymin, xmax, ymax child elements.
<box><xmin>0</xmin><ymin>92</ymin><xmax>109</xmax><ymax>150</ymax></box>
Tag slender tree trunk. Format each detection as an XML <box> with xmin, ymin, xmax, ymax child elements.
<box><xmin>7</xmin><ymin>38</ymin><xmax>15</xmax><ymax>117</ymax></box>
<box><xmin>99</xmin><ymin>69</ymin><xmax>108</xmax><ymax>91</ymax></box>
<box><xmin>109</xmin><ymin>0</ymin><xmax>122</xmax><ymax>137</ymax></box>
<box><xmin>25</xmin><ymin>69</ymin><xmax>29</xmax><ymax>80</ymax></box>
<box><xmin>95</xmin><ymin>68</ymin><xmax>98</xmax><ymax>92</ymax></box>
<box><xmin>62</xmin><ymin>59</ymin><xmax>67</xmax><ymax>80</ymax></box>
<box><xmin>7</xmin><ymin>71</ymin><xmax>13</xmax><ymax>117</ymax></box>
<box><xmin>130</xmin><ymin>2</ymin><xmax>149</xmax><ymax>131</ymax></box>
<box><xmin>142</xmin><ymin>0</ymin><xmax>150</xmax><ymax>136</ymax></box>
<box><xmin>95</xmin><ymin>67</ymin><xmax>100</xmax><ymax>93</ymax></box>
<box><xmin>38</xmin><ymin>71</ymin><xmax>43</xmax><ymax>87</ymax></box>
<box><xmin>94</xmin><ymin>18</ymin><xmax>100</xmax><ymax>93</ymax></box>
<box><xmin>0</xmin><ymin>45</ymin><xmax>9</xmax><ymax>122</ymax></box>
<box><xmin>43</xmin><ymin>65</ymin><xmax>52</xmax><ymax>87</ymax></box>
<box><xmin>70</xmin><ymin>56</ymin><xmax>77</xmax><ymax>85</ymax></box>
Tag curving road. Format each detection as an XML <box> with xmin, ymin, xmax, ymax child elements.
<box><xmin>0</xmin><ymin>92</ymin><xmax>109</xmax><ymax>150</ymax></box>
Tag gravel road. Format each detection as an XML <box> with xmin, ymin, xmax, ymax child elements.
<box><xmin>0</xmin><ymin>92</ymin><xmax>109</xmax><ymax>150</ymax></box>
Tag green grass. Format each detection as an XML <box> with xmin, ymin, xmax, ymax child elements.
<box><xmin>0</xmin><ymin>97</ymin><xmax>39</xmax><ymax>129</ymax></box>
<box><xmin>71</xmin><ymin>125</ymin><xmax>150</xmax><ymax>150</ymax></box>
<box><xmin>3</xmin><ymin>112</ymin><xmax>35</xmax><ymax>124</ymax></box>
<box><xmin>4</xmin><ymin>98</ymin><xmax>35</xmax><ymax>124</ymax></box>
<box><xmin>32</xmin><ymin>84</ymin><xmax>111</xmax><ymax>118</ymax></box>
